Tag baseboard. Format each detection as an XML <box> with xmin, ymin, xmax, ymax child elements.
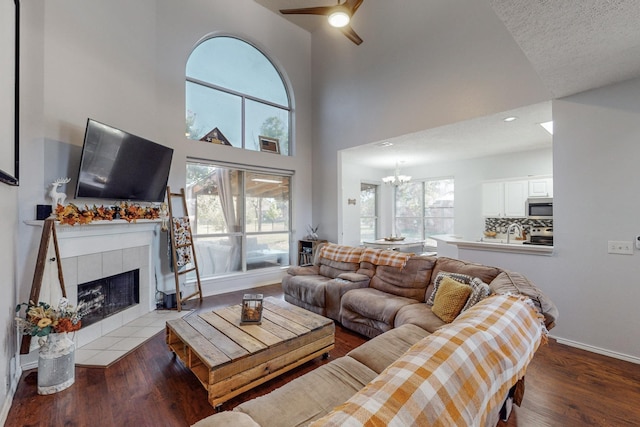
<box><xmin>0</xmin><ymin>365</ymin><xmax>22</xmax><ymax>426</ymax></box>
<box><xmin>553</xmin><ymin>335</ymin><xmax>640</xmax><ymax>365</ymax></box>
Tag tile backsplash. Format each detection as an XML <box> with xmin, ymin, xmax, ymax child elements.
<box><xmin>485</xmin><ymin>217</ymin><xmax>553</xmax><ymax>234</ymax></box>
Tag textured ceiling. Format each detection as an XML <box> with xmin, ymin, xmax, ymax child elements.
<box><xmin>489</xmin><ymin>0</ymin><xmax>640</xmax><ymax>98</ymax></box>
<box><xmin>254</xmin><ymin>0</ymin><xmax>640</xmax><ymax>168</ymax></box>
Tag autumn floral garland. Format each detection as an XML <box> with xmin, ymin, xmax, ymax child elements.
<box><xmin>55</xmin><ymin>202</ymin><xmax>161</xmax><ymax>226</ymax></box>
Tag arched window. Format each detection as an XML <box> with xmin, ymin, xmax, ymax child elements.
<box><xmin>186</xmin><ymin>36</ymin><xmax>291</xmax><ymax>155</ymax></box>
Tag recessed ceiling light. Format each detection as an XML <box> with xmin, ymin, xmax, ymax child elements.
<box><xmin>377</xmin><ymin>141</ymin><xmax>393</xmax><ymax>147</ymax></box>
<box><xmin>503</xmin><ymin>116</ymin><xmax>518</xmax><ymax>122</ymax></box>
<box><xmin>540</xmin><ymin>121</ymin><xmax>553</xmax><ymax>135</ymax></box>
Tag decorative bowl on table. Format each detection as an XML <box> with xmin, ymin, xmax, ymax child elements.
<box><xmin>384</xmin><ymin>236</ymin><xmax>406</xmax><ymax>242</ymax></box>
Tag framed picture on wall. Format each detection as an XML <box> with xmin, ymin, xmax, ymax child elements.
<box><xmin>0</xmin><ymin>0</ymin><xmax>20</xmax><ymax>186</ymax></box>
<box><xmin>259</xmin><ymin>136</ymin><xmax>280</xmax><ymax>154</ymax></box>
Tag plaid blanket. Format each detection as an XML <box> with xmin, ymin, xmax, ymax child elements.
<box><xmin>359</xmin><ymin>247</ymin><xmax>412</xmax><ymax>269</ymax></box>
<box><xmin>319</xmin><ymin>243</ymin><xmax>363</xmax><ymax>264</ymax></box>
<box><xmin>311</xmin><ymin>294</ymin><xmax>546</xmax><ymax>427</ymax></box>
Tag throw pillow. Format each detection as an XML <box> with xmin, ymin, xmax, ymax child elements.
<box><xmin>461</xmin><ymin>277</ymin><xmax>492</xmax><ymax>312</ymax></box>
<box><xmin>431</xmin><ymin>276</ymin><xmax>473</xmax><ymax>323</ymax></box>
<box><xmin>426</xmin><ymin>271</ymin><xmax>473</xmax><ymax>305</ymax></box>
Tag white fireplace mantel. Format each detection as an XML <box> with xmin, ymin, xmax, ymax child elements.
<box><xmin>25</xmin><ymin>219</ymin><xmax>162</xmax><ymax>348</ymax></box>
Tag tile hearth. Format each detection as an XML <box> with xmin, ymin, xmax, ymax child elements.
<box><xmin>75</xmin><ymin>309</ymin><xmax>189</xmax><ymax>367</ymax></box>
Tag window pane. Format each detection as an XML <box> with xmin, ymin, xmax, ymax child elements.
<box><xmin>360</xmin><ymin>183</ymin><xmax>377</xmax><ymax>217</ymax></box>
<box><xmin>395</xmin><ymin>182</ymin><xmax>422</xmax><ymax>217</ymax></box>
<box><xmin>186</xmin><ymin>37</ymin><xmax>288</xmax><ymax>106</ymax></box>
<box><xmin>245</xmin><ymin>100</ymin><xmax>289</xmax><ymax>154</ymax></box>
<box><xmin>186</xmin><ymin>161</ymin><xmax>292</xmax><ymax>277</ymax></box>
<box><xmin>247</xmin><ymin>233</ymin><xmax>290</xmax><ymax>270</ymax></box>
<box><xmin>186</xmin><ymin>164</ymin><xmax>243</xmax><ymax>235</ymax></box>
<box><xmin>360</xmin><ymin>218</ymin><xmax>376</xmax><ymax>242</ymax></box>
<box><xmin>245</xmin><ymin>173</ymin><xmax>290</xmax><ymax>232</ymax></box>
<box><xmin>193</xmin><ymin>236</ymin><xmax>242</xmax><ymax>276</ymax></box>
<box><xmin>186</xmin><ymin>82</ymin><xmax>241</xmax><ymax>146</ymax></box>
<box><xmin>395</xmin><ymin>217</ymin><xmax>422</xmax><ymax>240</ymax></box>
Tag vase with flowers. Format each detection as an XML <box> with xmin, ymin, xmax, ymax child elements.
<box><xmin>15</xmin><ymin>297</ymin><xmax>83</xmax><ymax>394</ymax></box>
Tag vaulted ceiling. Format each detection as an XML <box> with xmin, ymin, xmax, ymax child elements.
<box><xmin>255</xmin><ymin>1</ymin><xmax>640</xmax><ymax>167</ymax></box>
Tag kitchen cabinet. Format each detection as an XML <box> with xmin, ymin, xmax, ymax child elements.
<box><xmin>482</xmin><ymin>180</ymin><xmax>528</xmax><ymax>217</ymax></box>
<box><xmin>528</xmin><ymin>177</ymin><xmax>553</xmax><ymax>197</ymax></box>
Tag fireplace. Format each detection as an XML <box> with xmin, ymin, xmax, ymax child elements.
<box><xmin>77</xmin><ymin>269</ymin><xmax>140</xmax><ymax>328</ymax></box>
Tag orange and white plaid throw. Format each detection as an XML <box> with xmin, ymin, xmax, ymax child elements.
<box><xmin>319</xmin><ymin>243</ymin><xmax>363</xmax><ymax>264</ymax></box>
<box><xmin>359</xmin><ymin>247</ymin><xmax>412</xmax><ymax>269</ymax></box>
<box><xmin>311</xmin><ymin>294</ymin><xmax>546</xmax><ymax>427</ymax></box>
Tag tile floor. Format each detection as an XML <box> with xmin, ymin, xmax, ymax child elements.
<box><xmin>75</xmin><ymin>309</ymin><xmax>190</xmax><ymax>367</ymax></box>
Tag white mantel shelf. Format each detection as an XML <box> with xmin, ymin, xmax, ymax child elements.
<box><xmin>432</xmin><ymin>234</ymin><xmax>554</xmax><ymax>256</ymax></box>
<box><xmin>24</xmin><ymin>219</ymin><xmax>162</xmax><ymax>258</ymax></box>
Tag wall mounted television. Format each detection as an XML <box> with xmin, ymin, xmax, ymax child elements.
<box><xmin>75</xmin><ymin>119</ymin><xmax>173</xmax><ymax>203</ymax></box>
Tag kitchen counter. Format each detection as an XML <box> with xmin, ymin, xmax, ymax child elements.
<box><xmin>431</xmin><ymin>234</ymin><xmax>554</xmax><ymax>256</ymax></box>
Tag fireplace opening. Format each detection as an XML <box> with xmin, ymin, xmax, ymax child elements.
<box><xmin>77</xmin><ymin>269</ymin><xmax>140</xmax><ymax>328</ymax></box>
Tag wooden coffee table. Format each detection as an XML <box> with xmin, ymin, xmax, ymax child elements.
<box><xmin>166</xmin><ymin>296</ymin><xmax>335</xmax><ymax>408</ymax></box>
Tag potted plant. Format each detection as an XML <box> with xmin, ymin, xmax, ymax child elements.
<box><xmin>15</xmin><ymin>297</ymin><xmax>83</xmax><ymax>394</ymax></box>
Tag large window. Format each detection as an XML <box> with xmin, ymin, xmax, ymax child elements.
<box><xmin>186</xmin><ymin>162</ymin><xmax>291</xmax><ymax>277</ymax></box>
<box><xmin>186</xmin><ymin>36</ymin><xmax>291</xmax><ymax>155</ymax></box>
<box><xmin>360</xmin><ymin>183</ymin><xmax>378</xmax><ymax>242</ymax></box>
<box><xmin>395</xmin><ymin>178</ymin><xmax>454</xmax><ymax>247</ymax></box>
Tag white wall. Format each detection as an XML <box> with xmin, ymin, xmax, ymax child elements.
<box><xmin>16</xmin><ymin>0</ymin><xmax>313</xmax><ymax>305</ymax></box>
<box><xmin>10</xmin><ymin>0</ymin><xmax>313</xmax><ymax>413</ymax></box>
<box><xmin>0</xmin><ymin>180</ymin><xmax>18</xmax><ymax>421</ymax></box>
<box><xmin>312</xmin><ymin>1</ymin><xmax>640</xmax><ymax>362</ymax></box>
<box><xmin>452</xmin><ymin>78</ymin><xmax>640</xmax><ymax>363</ymax></box>
<box><xmin>311</xmin><ymin>0</ymin><xmax>551</xmax><ymax>243</ymax></box>
<box><xmin>340</xmin><ymin>148</ymin><xmax>553</xmax><ymax>246</ymax></box>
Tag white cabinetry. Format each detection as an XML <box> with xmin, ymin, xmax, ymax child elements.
<box><xmin>481</xmin><ymin>182</ymin><xmax>504</xmax><ymax>217</ymax></box>
<box><xmin>482</xmin><ymin>180</ymin><xmax>528</xmax><ymax>217</ymax></box>
<box><xmin>528</xmin><ymin>177</ymin><xmax>553</xmax><ymax>197</ymax></box>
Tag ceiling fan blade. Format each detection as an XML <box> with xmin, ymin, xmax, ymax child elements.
<box><xmin>279</xmin><ymin>6</ymin><xmax>333</xmax><ymax>16</ymax></box>
<box><xmin>345</xmin><ymin>0</ymin><xmax>364</xmax><ymax>14</ymax></box>
<box><xmin>340</xmin><ymin>25</ymin><xmax>363</xmax><ymax>45</ymax></box>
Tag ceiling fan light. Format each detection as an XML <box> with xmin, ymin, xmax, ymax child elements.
<box><xmin>328</xmin><ymin>8</ymin><xmax>350</xmax><ymax>28</ymax></box>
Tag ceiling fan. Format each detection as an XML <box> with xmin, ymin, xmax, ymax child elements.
<box><xmin>279</xmin><ymin>0</ymin><xmax>364</xmax><ymax>45</ymax></box>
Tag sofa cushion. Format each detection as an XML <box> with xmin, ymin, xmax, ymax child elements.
<box><xmin>369</xmin><ymin>255</ymin><xmax>436</xmax><ymax>301</ymax></box>
<box><xmin>318</xmin><ymin>257</ymin><xmax>360</xmax><ymax>279</ymax></box>
<box><xmin>431</xmin><ymin>276</ymin><xmax>472</xmax><ymax>323</ymax></box>
<box><xmin>489</xmin><ymin>270</ymin><xmax>558</xmax><ymax>329</ymax></box>
<box><xmin>462</xmin><ymin>277</ymin><xmax>491</xmax><ymax>312</ymax></box>
<box><xmin>233</xmin><ymin>356</ymin><xmax>378</xmax><ymax>427</ymax></box>
<box><xmin>191</xmin><ymin>412</ymin><xmax>260</xmax><ymax>427</ymax></box>
<box><xmin>394</xmin><ymin>303</ymin><xmax>447</xmax><ymax>333</ymax></box>
<box><xmin>347</xmin><ymin>324</ymin><xmax>430</xmax><ymax>374</ymax></box>
<box><xmin>340</xmin><ymin>288</ymin><xmax>420</xmax><ymax>337</ymax></box>
<box><xmin>431</xmin><ymin>257</ymin><xmax>502</xmax><ymax>288</ymax></box>
<box><xmin>426</xmin><ymin>271</ymin><xmax>473</xmax><ymax>305</ymax></box>
<box><xmin>286</xmin><ymin>265</ymin><xmax>320</xmax><ymax>276</ymax></box>
<box><xmin>282</xmin><ymin>274</ymin><xmax>331</xmax><ymax>308</ymax></box>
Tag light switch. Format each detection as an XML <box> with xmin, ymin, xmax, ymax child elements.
<box><xmin>608</xmin><ymin>240</ymin><xmax>633</xmax><ymax>255</ymax></box>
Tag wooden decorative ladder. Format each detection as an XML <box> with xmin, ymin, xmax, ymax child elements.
<box><xmin>166</xmin><ymin>186</ymin><xmax>203</xmax><ymax>311</ymax></box>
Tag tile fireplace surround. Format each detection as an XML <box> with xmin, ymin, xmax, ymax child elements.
<box><xmin>27</xmin><ymin>220</ymin><xmax>162</xmax><ymax>352</ymax></box>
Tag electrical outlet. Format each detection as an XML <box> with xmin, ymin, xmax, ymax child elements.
<box><xmin>608</xmin><ymin>240</ymin><xmax>633</xmax><ymax>255</ymax></box>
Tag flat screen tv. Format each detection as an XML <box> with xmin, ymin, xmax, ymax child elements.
<box><xmin>75</xmin><ymin>119</ymin><xmax>173</xmax><ymax>203</ymax></box>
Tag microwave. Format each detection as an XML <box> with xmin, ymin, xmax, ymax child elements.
<box><xmin>526</xmin><ymin>198</ymin><xmax>553</xmax><ymax>218</ymax></box>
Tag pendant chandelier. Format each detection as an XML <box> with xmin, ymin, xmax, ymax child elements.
<box><xmin>382</xmin><ymin>162</ymin><xmax>411</xmax><ymax>186</ymax></box>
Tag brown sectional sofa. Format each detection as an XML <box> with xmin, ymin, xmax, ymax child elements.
<box><xmin>283</xmin><ymin>245</ymin><xmax>557</xmax><ymax>337</ymax></box>
<box><xmin>192</xmin><ymin>244</ymin><xmax>557</xmax><ymax>427</ymax></box>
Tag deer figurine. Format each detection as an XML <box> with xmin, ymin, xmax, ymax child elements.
<box><xmin>48</xmin><ymin>177</ymin><xmax>71</xmax><ymax>209</ymax></box>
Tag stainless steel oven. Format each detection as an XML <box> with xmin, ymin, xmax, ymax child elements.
<box><xmin>526</xmin><ymin>198</ymin><xmax>553</xmax><ymax>219</ymax></box>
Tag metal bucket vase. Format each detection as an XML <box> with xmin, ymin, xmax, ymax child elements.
<box><xmin>37</xmin><ymin>332</ymin><xmax>75</xmax><ymax>395</ymax></box>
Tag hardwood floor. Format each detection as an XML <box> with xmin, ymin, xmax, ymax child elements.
<box><xmin>7</xmin><ymin>284</ymin><xmax>640</xmax><ymax>426</ymax></box>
